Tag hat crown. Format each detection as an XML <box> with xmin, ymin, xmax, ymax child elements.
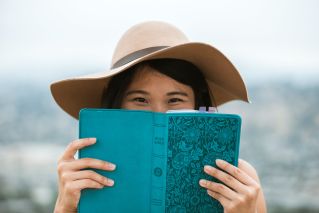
<box><xmin>111</xmin><ymin>21</ymin><xmax>189</xmax><ymax>67</ymax></box>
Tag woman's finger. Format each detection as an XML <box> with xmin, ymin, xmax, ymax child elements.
<box><xmin>199</xmin><ymin>179</ymin><xmax>237</xmax><ymax>200</ymax></box>
<box><xmin>215</xmin><ymin>159</ymin><xmax>257</xmax><ymax>187</ymax></box>
<box><xmin>206</xmin><ymin>190</ymin><xmax>231</xmax><ymax>208</ymax></box>
<box><xmin>65</xmin><ymin>179</ymin><xmax>105</xmax><ymax>193</ymax></box>
<box><xmin>60</xmin><ymin>138</ymin><xmax>96</xmax><ymax>161</ymax></box>
<box><xmin>63</xmin><ymin>158</ymin><xmax>116</xmax><ymax>171</ymax></box>
<box><xmin>203</xmin><ymin>165</ymin><xmax>247</xmax><ymax>194</ymax></box>
<box><xmin>64</xmin><ymin>170</ymin><xmax>114</xmax><ymax>187</ymax></box>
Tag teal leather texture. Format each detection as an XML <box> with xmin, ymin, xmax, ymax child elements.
<box><xmin>78</xmin><ymin>109</ymin><xmax>241</xmax><ymax>213</ymax></box>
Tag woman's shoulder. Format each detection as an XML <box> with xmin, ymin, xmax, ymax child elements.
<box><xmin>238</xmin><ymin>158</ymin><xmax>260</xmax><ymax>183</ymax></box>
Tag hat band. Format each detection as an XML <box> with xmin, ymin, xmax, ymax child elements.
<box><xmin>112</xmin><ymin>46</ymin><xmax>169</xmax><ymax>69</ymax></box>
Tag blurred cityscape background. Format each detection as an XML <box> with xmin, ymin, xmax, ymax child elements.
<box><xmin>0</xmin><ymin>0</ymin><xmax>318</xmax><ymax>212</ymax></box>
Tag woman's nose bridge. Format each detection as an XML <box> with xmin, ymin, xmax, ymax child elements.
<box><xmin>151</xmin><ymin>102</ymin><xmax>167</xmax><ymax>113</ymax></box>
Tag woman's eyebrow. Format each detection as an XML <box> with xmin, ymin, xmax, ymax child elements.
<box><xmin>166</xmin><ymin>91</ymin><xmax>189</xmax><ymax>97</ymax></box>
<box><xmin>125</xmin><ymin>90</ymin><xmax>149</xmax><ymax>96</ymax></box>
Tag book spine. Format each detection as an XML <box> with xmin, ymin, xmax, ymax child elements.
<box><xmin>150</xmin><ymin>113</ymin><xmax>168</xmax><ymax>213</ymax></box>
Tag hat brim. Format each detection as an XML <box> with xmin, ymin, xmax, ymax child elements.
<box><xmin>50</xmin><ymin>42</ymin><xmax>249</xmax><ymax>119</ymax></box>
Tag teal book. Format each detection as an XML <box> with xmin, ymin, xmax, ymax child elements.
<box><xmin>78</xmin><ymin>109</ymin><xmax>241</xmax><ymax>213</ymax></box>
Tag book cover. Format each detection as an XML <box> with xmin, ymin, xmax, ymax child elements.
<box><xmin>78</xmin><ymin>109</ymin><xmax>241</xmax><ymax>213</ymax></box>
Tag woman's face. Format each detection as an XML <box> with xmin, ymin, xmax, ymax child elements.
<box><xmin>121</xmin><ymin>66</ymin><xmax>195</xmax><ymax>112</ymax></box>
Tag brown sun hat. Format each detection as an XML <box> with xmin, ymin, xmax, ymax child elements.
<box><xmin>50</xmin><ymin>21</ymin><xmax>249</xmax><ymax>119</ymax></box>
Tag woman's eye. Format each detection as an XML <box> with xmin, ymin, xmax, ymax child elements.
<box><xmin>168</xmin><ymin>98</ymin><xmax>183</xmax><ymax>103</ymax></box>
<box><xmin>133</xmin><ymin>97</ymin><xmax>147</xmax><ymax>103</ymax></box>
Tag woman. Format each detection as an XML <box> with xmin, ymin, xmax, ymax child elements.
<box><xmin>51</xmin><ymin>21</ymin><xmax>267</xmax><ymax>213</ymax></box>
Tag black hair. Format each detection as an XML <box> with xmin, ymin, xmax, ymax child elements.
<box><xmin>101</xmin><ymin>58</ymin><xmax>213</xmax><ymax>109</ymax></box>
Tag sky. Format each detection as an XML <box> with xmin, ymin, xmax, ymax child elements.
<box><xmin>0</xmin><ymin>0</ymin><xmax>318</xmax><ymax>84</ymax></box>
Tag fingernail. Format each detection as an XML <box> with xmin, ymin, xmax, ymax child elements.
<box><xmin>204</xmin><ymin>165</ymin><xmax>214</xmax><ymax>173</ymax></box>
<box><xmin>216</xmin><ymin>159</ymin><xmax>226</xmax><ymax>165</ymax></box>
<box><xmin>89</xmin><ymin>138</ymin><xmax>96</xmax><ymax>143</ymax></box>
<box><xmin>199</xmin><ymin>179</ymin><xmax>207</xmax><ymax>186</ymax></box>
<box><xmin>107</xmin><ymin>163</ymin><xmax>116</xmax><ymax>170</ymax></box>
<box><xmin>107</xmin><ymin>179</ymin><xmax>114</xmax><ymax>186</ymax></box>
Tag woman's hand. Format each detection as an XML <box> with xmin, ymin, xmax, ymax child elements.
<box><xmin>199</xmin><ymin>159</ymin><xmax>263</xmax><ymax>213</ymax></box>
<box><xmin>54</xmin><ymin>138</ymin><xmax>116</xmax><ymax>213</ymax></box>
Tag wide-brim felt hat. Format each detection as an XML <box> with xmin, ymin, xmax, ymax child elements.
<box><xmin>50</xmin><ymin>21</ymin><xmax>249</xmax><ymax>119</ymax></box>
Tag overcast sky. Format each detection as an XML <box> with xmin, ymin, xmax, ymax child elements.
<box><xmin>0</xmin><ymin>0</ymin><xmax>318</xmax><ymax>84</ymax></box>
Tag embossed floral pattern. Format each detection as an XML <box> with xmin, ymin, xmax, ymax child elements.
<box><xmin>165</xmin><ymin>115</ymin><xmax>240</xmax><ymax>213</ymax></box>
